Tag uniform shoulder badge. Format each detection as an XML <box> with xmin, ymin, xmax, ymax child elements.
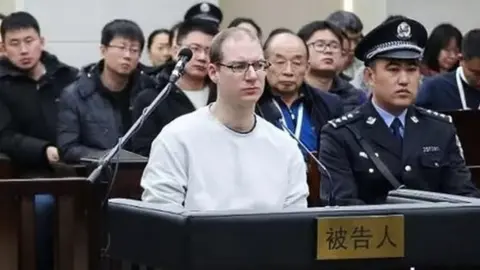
<box><xmin>416</xmin><ymin>107</ymin><xmax>452</xmax><ymax>123</ymax></box>
<box><xmin>328</xmin><ymin>110</ymin><xmax>362</xmax><ymax>129</ymax></box>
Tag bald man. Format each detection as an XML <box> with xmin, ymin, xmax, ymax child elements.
<box><xmin>257</xmin><ymin>29</ymin><xmax>343</xmax><ymax>158</ymax></box>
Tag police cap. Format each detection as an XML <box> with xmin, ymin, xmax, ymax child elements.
<box><xmin>184</xmin><ymin>2</ymin><xmax>223</xmax><ymax>25</ymax></box>
<box><xmin>355</xmin><ymin>17</ymin><xmax>427</xmax><ymax>63</ymax></box>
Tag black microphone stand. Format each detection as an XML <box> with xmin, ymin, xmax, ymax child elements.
<box><xmin>277</xmin><ymin>119</ymin><xmax>335</xmax><ymax>206</ymax></box>
<box><xmin>86</xmin><ymin>74</ymin><xmax>183</xmax><ymax>183</ymax></box>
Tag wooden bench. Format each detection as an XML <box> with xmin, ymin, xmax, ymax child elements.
<box><xmin>0</xmin><ymin>177</ymin><xmax>104</xmax><ymax>270</ymax></box>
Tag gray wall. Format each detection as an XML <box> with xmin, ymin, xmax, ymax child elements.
<box><xmin>1</xmin><ymin>0</ymin><xmax>479</xmax><ymax>69</ymax></box>
<box><xmin>1</xmin><ymin>0</ymin><xmax>218</xmax><ymax>68</ymax></box>
<box><xmin>218</xmin><ymin>0</ymin><xmax>343</xmax><ymax>40</ymax></box>
<box><xmin>218</xmin><ymin>0</ymin><xmax>479</xmax><ymax>36</ymax></box>
<box><xmin>386</xmin><ymin>0</ymin><xmax>480</xmax><ymax>33</ymax></box>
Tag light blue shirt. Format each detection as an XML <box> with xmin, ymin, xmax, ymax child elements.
<box><xmin>372</xmin><ymin>101</ymin><xmax>407</xmax><ymax>137</ymax></box>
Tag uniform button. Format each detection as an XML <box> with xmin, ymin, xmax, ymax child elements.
<box><xmin>405</xmin><ymin>165</ymin><xmax>412</xmax><ymax>172</ymax></box>
<box><xmin>368</xmin><ymin>168</ymin><xmax>374</xmax><ymax>173</ymax></box>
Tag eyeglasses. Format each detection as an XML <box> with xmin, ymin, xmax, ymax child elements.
<box><xmin>307</xmin><ymin>40</ymin><xmax>341</xmax><ymax>53</ymax></box>
<box><xmin>108</xmin><ymin>44</ymin><xmax>141</xmax><ymax>55</ymax></box>
<box><xmin>217</xmin><ymin>60</ymin><xmax>270</xmax><ymax>73</ymax></box>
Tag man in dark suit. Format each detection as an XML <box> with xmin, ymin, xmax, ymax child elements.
<box><xmin>257</xmin><ymin>28</ymin><xmax>343</xmax><ymax>157</ymax></box>
<box><xmin>319</xmin><ymin>17</ymin><xmax>480</xmax><ymax>206</ymax></box>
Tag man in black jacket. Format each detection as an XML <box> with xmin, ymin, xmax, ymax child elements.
<box><xmin>0</xmin><ymin>12</ymin><xmax>79</xmax><ymax>270</ymax></box>
<box><xmin>0</xmin><ymin>12</ymin><xmax>78</xmax><ymax>169</ymax></box>
<box><xmin>57</xmin><ymin>19</ymin><xmax>155</xmax><ymax>163</ymax></box>
<box><xmin>132</xmin><ymin>19</ymin><xmax>219</xmax><ymax>156</ymax></box>
<box><xmin>257</xmin><ymin>28</ymin><xmax>343</xmax><ymax>157</ymax></box>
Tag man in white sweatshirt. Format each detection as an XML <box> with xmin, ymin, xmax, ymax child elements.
<box><xmin>140</xmin><ymin>27</ymin><xmax>309</xmax><ymax>211</ymax></box>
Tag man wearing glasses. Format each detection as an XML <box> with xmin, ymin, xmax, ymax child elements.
<box><xmin>298</xmin><ymin>20</ymin><xmax>366</xmax><ymax>113</ymax></box>
<box><xmin>141</xmin><ymin>27</ymin><xmax>309</xmax><ymax>211</ymax></box>
<box><xmin>57</xmin><ymin>19</ymin><xmax>155</xmax><ymax>162</ymax></box>
<box><xmin>256</xmin><ymin>28</ymin><xmax>343</xmax><ymax>158</ymax></box>
<box><xmin>132</xmin><ymin>19</ymin><xmax>218</xmax><ymax>156</ymax></box>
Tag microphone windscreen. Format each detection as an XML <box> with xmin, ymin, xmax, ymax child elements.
<box><xmin>178</xmin><ymin>48</ymin><xmax>193</xmax><ymax>61</ymax></box>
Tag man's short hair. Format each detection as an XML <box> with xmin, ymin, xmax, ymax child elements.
<box><xmin>175</xmin><ymin>19</ymin><xmax>219</xmax><ymax>46</ymax></box>
<box><xmin>0</xmin><ymin>11</ymin><xmax>40</xmax><ymax>41</ymax></box>
<box><xmin>326</xmin><ymin>10</ymin><xmax>363</xmax><ymax>34</ymax></box>
<box><xmin>227</xmin><ymin>17</ymin><xmax>263</xmax><ymax>39</ymax></box>
<box><xmin>101</xmin><ymin>19</ymin><xmax>145</xmax><ymax>50</ymax></box>
<box><xmin>263</xmin><ymin>28</ymin><xmax>309</xmax><ymax>59</ymax></box>
<box><xmin>0</xmin><ymin>13</ymin><xmax>6</xmax><ymax>21</ymax></box>
<box><xmin>462</xmin><ymin>29</ymin><xmax>480</xmax><ymax>61</ymax></box>
<box><xmin>297</xmin><ymin>20</ymin><xmax>344</xmax><ymax>45</ymax></box>
<box><xmin>209</xmin><ymin>27</ymin><xmax>259</xmax><ymax>64</ymax></box>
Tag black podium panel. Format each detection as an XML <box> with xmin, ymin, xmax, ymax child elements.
<box><xmin>108</xmin><ymin>199</ymin><xmax>480</xmax><ymax>270</ymax></box>
<box><xmin>107</xmin><ymin>200</ymin><xmax>188</xmax><ymax>269</ymax></box>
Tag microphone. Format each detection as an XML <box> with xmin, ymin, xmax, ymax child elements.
<box><xmin>87</xmin><ymin>48</ymin><xmax>194</xmax><ymax>189</ymax></box>
<box><xmin>169</xmin><ymin>48</ymin><xmax>194</xmax><ymax>83</ymax></box>
<box><xmin>267</xmin><ymin>101</ymin><xmax>335</xmax><ymax>206</ymax></box>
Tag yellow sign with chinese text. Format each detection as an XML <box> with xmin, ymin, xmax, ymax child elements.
<box><xmin>316</xmin><ymin>215</ymin><xmax>404</xmax><ymax>260</ymax></box>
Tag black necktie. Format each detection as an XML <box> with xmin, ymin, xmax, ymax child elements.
<box><xmin>390</xmin><ymin>117</ymin><xmax>403</xmax><ymax>142</ymax></box>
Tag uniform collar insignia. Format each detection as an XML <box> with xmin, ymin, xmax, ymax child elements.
<box><xmin>410</xmin><ymin>116</ymin><xmax>419</xmax><ymax>123</ymax></box>
<box><xmin>366</xmin><ymin>116</ymin><xmax>377</xmax><ymax>125</ymax></box>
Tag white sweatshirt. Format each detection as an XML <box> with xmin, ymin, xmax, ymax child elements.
<box><xmin>140</xmin><ymin>105</ymin><xmax>309</xmax><ymax>211</ymax></box>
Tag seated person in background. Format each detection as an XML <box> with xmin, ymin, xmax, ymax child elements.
<box><xmin>139</xmin><ymin>28</ymin><xmax>171</xmax><ymax>75</ymax></box>
<box><xmin>0</xmin><ymin>12</ymin><xmax>79</xmax><ymax>270</ymax></box>
<box><xmin>420</xmin><ymin>23</ymin><xmax>462</xmax><ymax>78</ymax></box>
<box><xmin>132</xmin><ymin>19</ymin><xmax>218</xmax><ymax>157</ymax></box>
<box><xmin>256</xmin><ymin>28</ymin><xmax>343</xmax><ymax>157</ymax></box>
<box><xmin>140</xmin><ymin>21</ymin><xmax>182</xmax><ymax>77</ymax></box>
<box><xmin>141</xmin><ymin>28</ymin><xmax>309</xmax><ymax>211</ymax></box>
<box><xmin>416</xmin><ymin>29</ymin><xmax>480</xmax><ymax>111</ymax></box>
<box><xmin>319</xmin><ymin>17</ymin><xmax>480</xmax><ymax>206</ymax></box>
<box><xmin>298</xmin><ymin>20</ymin><xmax>366</xmax><ymax>113</ymax></box>
<box><xmin>147</xmin><ymin>28</ymin><xmax>171</xmax><ymax>68</ymax></box>
<box><xmin>57</xmin><ymin>19</ymin><xmax>155</xmax><ymax>163</ymax></box>
<box><xmin>0</xmin><ymin>12</ymin><xmax>78</xmax><ymax>170</ymax></box>
<box><xmin>326</xmin><ymin>10</ymin><xmax>365</xmax><ymax>81</ymax></box>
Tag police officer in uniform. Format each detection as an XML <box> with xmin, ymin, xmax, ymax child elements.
<box><xmin>319</xmin><ymin>17</ymin><xmax>480</xmax><ymax>206</ymax></box>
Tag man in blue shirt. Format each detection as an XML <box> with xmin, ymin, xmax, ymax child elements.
<box><xmin>256</xmin><ymin>28</ymin><xmax>343</xmax><ymax>157</ymax></box>
<box><xmin>319</xmin><ymin>17</ymin><xmax>480</xmax><ymax>206</ymax></box>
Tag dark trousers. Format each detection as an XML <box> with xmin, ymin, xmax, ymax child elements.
<box><xmin>35</xmin><ymin>194</ymin><xmax>55</xmax><ymax>270</ymax></box>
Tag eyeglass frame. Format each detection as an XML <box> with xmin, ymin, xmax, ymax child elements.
<box><xmin>216</xmin><ymin>60</ymin><xmax>271</xmax><ymax>74</ymax></box>
<box><xmin>306</xmin><ymin>40</ymin><xmax>342</xmax><ymax>53</ymax></box>
<box><xmin>107</xmin><ymin>44</ymin><xmax>141</xmax><ymax>55</ymax></box>
<box><xmin>177</xmin><ymin>43</ymin><xmax>211</xmax><ymax>56</ymax></box>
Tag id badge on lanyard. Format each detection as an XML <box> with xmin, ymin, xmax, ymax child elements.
<box><xmin>272</xmin><ymin>100</ymin><xmax>304</xmax><ymax>139</ymax></box>
<box><xmin>456</xmin><ymin>66</ymin><xmax>480</xmax><ymax>110</ymax></box>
